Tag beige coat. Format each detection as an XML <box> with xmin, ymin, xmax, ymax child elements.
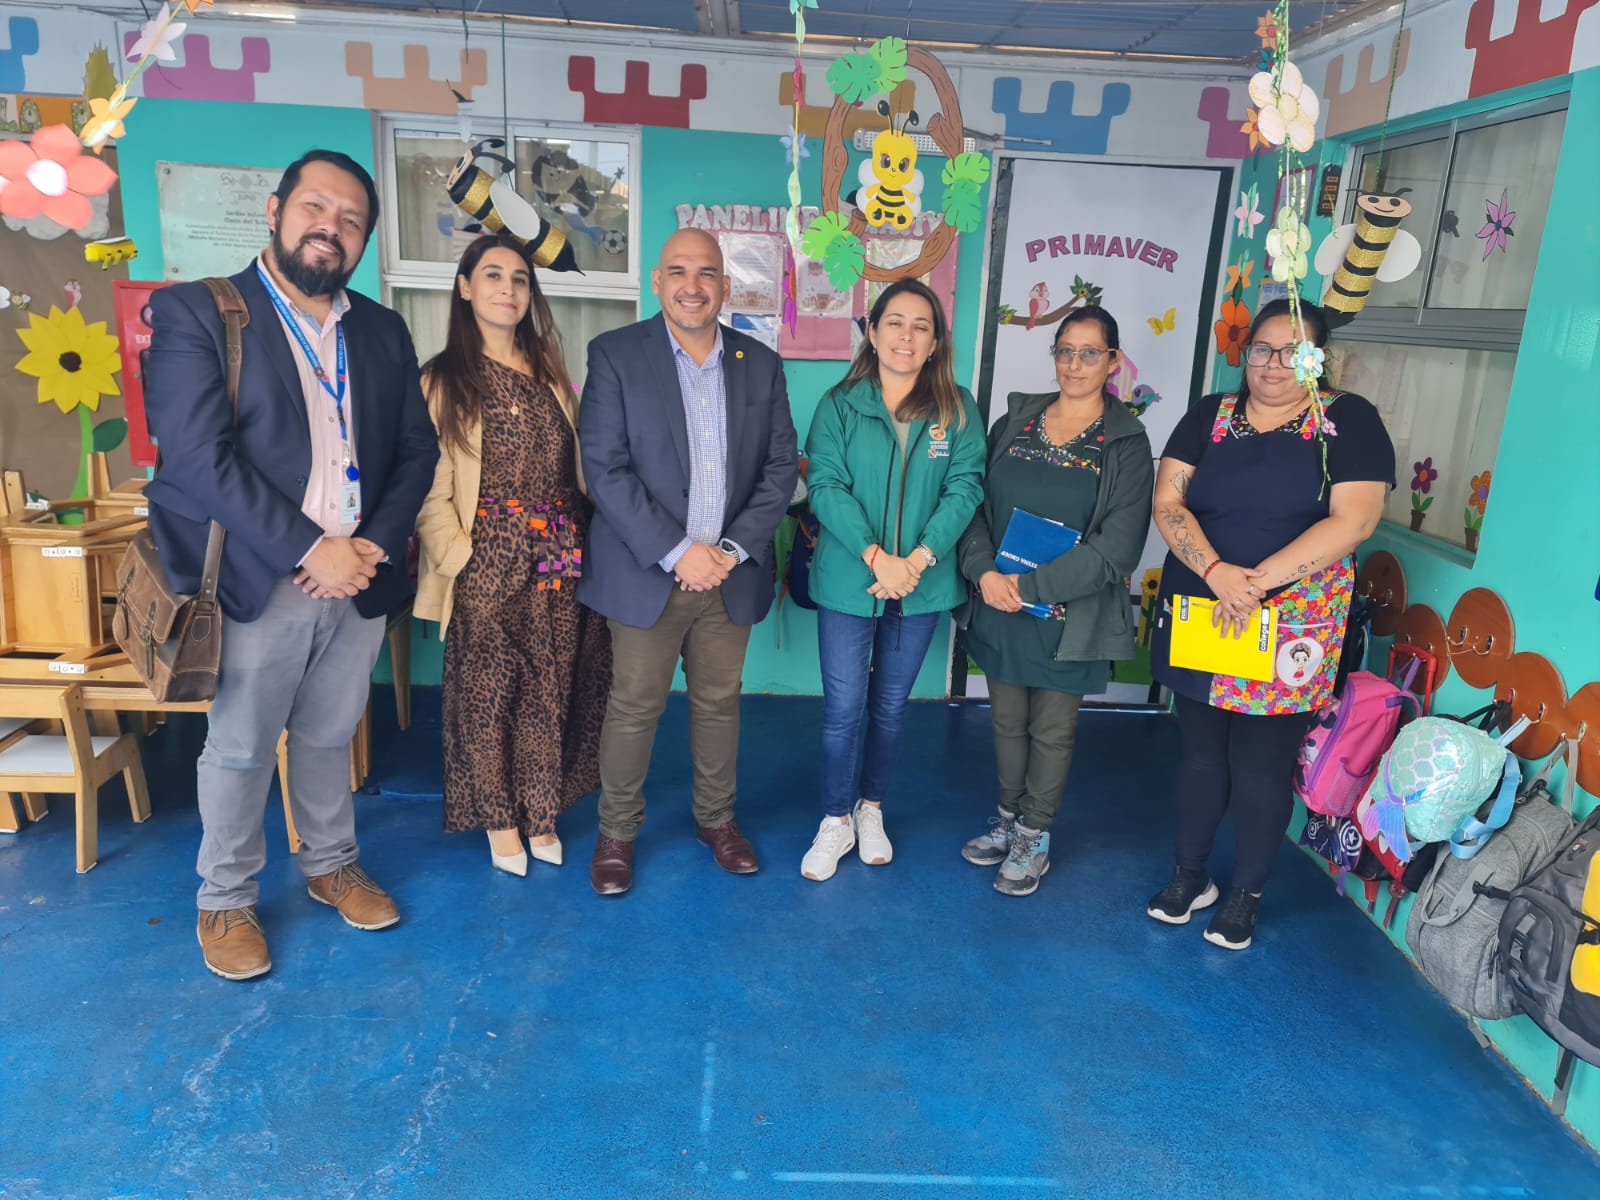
<box><xmin>412</xmin><ymin>377</ymin><xmax>582</xmax><ymax>635</ymax></box>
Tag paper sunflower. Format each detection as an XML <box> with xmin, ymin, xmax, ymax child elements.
<box><xmin>0</xmin><ymin>125</ymin><xmax>118</xmax><ymax>230</ymax></box>
<box><xmin>15</xmin><ymin>304</ymin><xmax>122</xmax><ymax>413</ymax></box>
<box><xmin>1247</xmin><ymin>61</ymin><xmax>1320</xmax><ymax>154</ymax></box>
<box><xmin>1265</xmin><ymin>206</ymin><xmax>1311</xmax><ymax>282</ymax></box>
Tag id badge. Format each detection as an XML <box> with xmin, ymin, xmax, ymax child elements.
<box><xmin>339</xmin><ymin>476</ymin><xmax>362</xmax><ymax>525</ymax></box>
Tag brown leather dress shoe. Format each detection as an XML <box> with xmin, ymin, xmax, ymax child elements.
<box><xmin>696</xmin><ymin>820</ymin><xmax>759</xmax><ymax>874</ymax></box>
<box><xmin>591</xmin><ymin>835</ymin><xmax>635</xmax><ymax>895</ymax></box>
<box><xmin>306</xmin><ymin>862</ymin><xmax>400</xmax><ymax>930</ymax></box>
<box><xmin>197</xmin><ymin>907</ymin><xmax>271</xmax><ymax>981</ymax></box>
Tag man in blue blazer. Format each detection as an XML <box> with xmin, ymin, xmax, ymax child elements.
<box><xmin>580</xmin><ymin>229</ymin><xmax>799</xmax><ymax>895</ymax></box>
<box><xmin>143</xmin><ymin>150</ymin><xmax>438</xmax><ymax>981</ymax></box>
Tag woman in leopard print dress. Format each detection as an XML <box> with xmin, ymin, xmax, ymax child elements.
<box><xmin>415</xmin><ymin>235</ymin><xmax>611</xmax><ymax>875</ymax></box>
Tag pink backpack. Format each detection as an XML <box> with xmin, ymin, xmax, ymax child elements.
<box><xmin>1294</xmin><ymin>664</ymin><xmax>1420</xmax><ymax>819</ymax></box>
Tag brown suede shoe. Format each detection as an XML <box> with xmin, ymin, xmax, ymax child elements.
<box><xmin>306</xmin><ymin>862</ymin><xmax>399</xmax><ymax>930</ymax></box>
<box><xmin>590</xmin><ymin>835</ymin><xmax>634</xmax><ymax>896</ymax></box>
<box><xmin>696</xmin><ymin>820</ymin><xmax>759</xmax><ymax>874</ymax></box>
<box><xmin>197</xmin><ymin>907</ymin><xmax>271</xmax><ymax>981</ymax></box>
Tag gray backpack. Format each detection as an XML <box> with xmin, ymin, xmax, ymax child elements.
<box><xmin>1404</xmin><ymin>743</ymin><xmax>1576</xmax><ymax>1020</ymax></box>
<box><xmin>1497</xmin><ymin>799</ymin><xmax>1600</xmax><ymax>1116</ymax></box>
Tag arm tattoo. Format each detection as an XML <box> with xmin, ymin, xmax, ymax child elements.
<box><xmin>1160</xmin><ymin>511</ymin><xmax>1209</xmax><ymax>571</ymax></box>
<box><xmin>1173</xmin><ymin>469</ymin><xmax>1192</xmax><ymax>500</ymax></box>
<box><xmin>1274</xmin><ymin>557</ymin><xmax>1322</xmax><ymax>586</ymax></box>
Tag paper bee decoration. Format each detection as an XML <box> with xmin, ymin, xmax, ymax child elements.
<box><xmin>1313</xmin><ymin>189</ymin><xmax>1422</xmax><ymax>327</ymax></box>
<box><xmin>84</xmin><ymin>236</ymin><xmax>139</xmax><ymax>269</ymax></box>
<box><xmin>447</xmin><ymin>138</ymin><xmax>580</xmax><ymax>273</ymax></box>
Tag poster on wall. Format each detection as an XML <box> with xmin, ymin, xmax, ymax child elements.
<box><xmin>111</xmin><ymin>280</ymin><xmax>170</xmax><ymax>468</ymax></box>
<box><xmin>157</xmin><ymin>163</ymin><xmax>277</xmax><ymax>281</ymax></box>
<box><xmin>676</xmin><ymin>204</ymin><xmax>956</xmax><ymax>362</ymax></box>
<box><xmin>972</xmin><ymin>157</ymin><xmax>1230</xmax><ymax>704</ymax></box>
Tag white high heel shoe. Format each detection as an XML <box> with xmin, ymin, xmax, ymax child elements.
<box><xmin>488</xmin><ymin>833</ymin><xmax>528</xmax><ymax>877</ymax></box>
<box><xmin>528</xmin><ymin>834</ymin><xmax>563</xmax><ymax>866</ymax></box>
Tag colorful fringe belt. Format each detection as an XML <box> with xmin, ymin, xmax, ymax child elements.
<box><xmin>475</xmin><ymin>496</ymin><xmax>583</xmax><ymax>589</ymax></box>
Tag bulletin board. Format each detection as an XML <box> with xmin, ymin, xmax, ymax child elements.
<box><xmin>676</xmin><ymin>204</ymin><xmax>957</xmax><ymax>360</ymax></box>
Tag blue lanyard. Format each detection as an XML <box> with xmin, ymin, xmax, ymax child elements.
<box><xmin>257</xmin><ymin>262</ymin><xmax>358</xmax><ymax>481</ymax></box>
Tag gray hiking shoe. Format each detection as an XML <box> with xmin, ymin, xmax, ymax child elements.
<box><xmin>994</xmin><ymin>825</ymin><xmax>1050</xmax><ymax>896</ymax></box>
<box><xmin>961</xmin><ymin>807</ymin><xmax>1020</xmax><ymax>865</ymax></box>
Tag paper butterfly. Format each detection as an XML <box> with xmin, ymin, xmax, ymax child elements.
<box><xmin>1147</xmin><ymin>308</ymin><xmax>1176</xmax><ymax>336</ymax></box>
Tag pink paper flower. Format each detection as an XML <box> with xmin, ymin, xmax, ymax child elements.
<box><xmin>0</xmin><ymin>125</ymin><xmax>118</xmax><ymax>230</ymax></box>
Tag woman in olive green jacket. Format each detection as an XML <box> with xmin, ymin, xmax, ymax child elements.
<box><xmin>799</xmin><ymin>279</ymin><xmax>985</xmax><ymax>883</ymax></box>
<box><xmin>956</xmin><ymin>305</ymin><xmax>1154</xmax><ymax>896</ymax></box>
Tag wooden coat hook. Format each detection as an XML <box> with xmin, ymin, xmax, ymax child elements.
<box><xmin>1565</xmin><ymin>681</ymin><xmax>1600</xmax><ymax>799</ymax></box>
<box><xmin>1494</xmin><ymin>652</ymin><xmax>1568</xmax><ymax>759</ymax></box>
<box><xmin>1445</xmin><ymin>587</ymin><xmax>1514</xmax><ymax>690</ymax></box>
<box><xmin>1357</xmin><ymin>550</ymin><xmax>1407</xmax><ymax>638</ymax></box>
<box><xmin>1391</xmin><ymin>603</ymin><xmax>1449</xmax><ymax>687</ymax></box>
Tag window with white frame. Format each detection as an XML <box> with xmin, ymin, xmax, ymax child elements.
<box><xmin>379</xmin><ymin>120</ymin><xmax>641</xmax><ymax>391</ymax></box>
<box><xmin>1329</xmin><ymin>96</ymin><xmax>1566</xmax><ymax>554</ymax></box>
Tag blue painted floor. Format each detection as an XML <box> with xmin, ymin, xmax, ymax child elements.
<box><xmin>2</xmin><ymin>692</ymin><xmax>1596</xmax><ymax>1200</ymax></box>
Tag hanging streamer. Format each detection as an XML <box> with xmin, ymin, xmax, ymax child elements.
<box><xmin>783</xmin><ymin>2</ymin><xmax>817</xmax><ymax>335</ymax></box>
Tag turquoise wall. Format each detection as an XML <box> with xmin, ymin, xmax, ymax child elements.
<box><xmin>116</xmin><ymin>99</ymin><xmax>381</xmax><ymax>297</ymax></box>
<box><xmin>1218</xmin><ymin>71</ymin><xmax>1600</xmax><ymax>1140</ymax></box>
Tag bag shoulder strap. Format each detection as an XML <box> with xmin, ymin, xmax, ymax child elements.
<box><xmin>193</xmin><ymin>276</ymin><xmax>250</xmax><ymax>604</ymax></box>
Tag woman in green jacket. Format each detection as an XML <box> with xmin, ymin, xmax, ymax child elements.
<box><xmin>800</xmin><ymin>279</ymin><xmax>985</xmax><ymax>882</ymax></box>
<box><xmin>956</xmin><ymin>305</ymin><xmax>1154</xmax><ymax>895</ymax></box>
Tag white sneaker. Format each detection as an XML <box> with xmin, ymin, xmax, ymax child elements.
<box><xmin>854</xmin><ymin>800</ymin><xmax>893</xmax><ymax>865</ymax></box>
<box><xmin>801</xmin><ymin>816</ymin><xmax>856</xmax><ymax>881</ymax></box>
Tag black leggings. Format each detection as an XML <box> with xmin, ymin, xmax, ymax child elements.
<box><xmin>1172</xmin><ymin>694</ymin><xmax>1315</xmax><ymax>895</ymax></box>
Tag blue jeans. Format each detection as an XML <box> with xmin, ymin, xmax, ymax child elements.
<box><xmin>816</xmin><ymin>601</ymin><xmax>942</xmax><ymax>818</ymax></box>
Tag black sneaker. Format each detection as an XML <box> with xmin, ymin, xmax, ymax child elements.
<box><xmin>1203</xmin><ymin>888</ymin><xmax>1261</xmax><ymax>950</ymax></box>
<box><xmin>1146</xmin><ymin>866</ymin><xmax>1219</xmax><ymax>925</ymax></box>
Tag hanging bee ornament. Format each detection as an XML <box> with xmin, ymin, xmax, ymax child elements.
<box><xmin>1313</xmin><ymin>188</ymin><xmax>1422</xmax><ymax>327</ymax></box>
<box><xmin>447</xmin><ymin>138</ymin><xmax>581</xmax><ymax>274</ymax></box>
<box><xmin>855</xmin><ymin>99</ymin><xmax>924</xmax><ymax>230</ymax></box>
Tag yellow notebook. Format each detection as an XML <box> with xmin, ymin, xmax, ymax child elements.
<box><xmin>1168</xmin><ymin>596</ymin><xmax>1278</xmax><ymax>682</ymax></box>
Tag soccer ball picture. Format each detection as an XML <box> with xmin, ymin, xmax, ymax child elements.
<box><xmin>601</xmin><ymin>228</ymin><xmax>627</xmax><ymax>256</ymax></box>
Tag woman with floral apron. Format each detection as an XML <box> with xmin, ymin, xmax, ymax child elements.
<box><xmin>1146</xmin><ymin>299</ymin><xmax>1395</xmax><ymax>950</ymax></box>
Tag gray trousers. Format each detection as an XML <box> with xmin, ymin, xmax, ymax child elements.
<box><xmin>989</xmin><ymin>680</ymin><xmax>1084</xmax><ymax>832</ymax></box>
<box><xmin>596</xmin><ymin>587</ymin><xmax>752</xmax><ymax>841</ymax></box>
<box><xmin>195</xmin><ymin>579</ymin><xmax>385</xmax><ymax>910</ymax></box>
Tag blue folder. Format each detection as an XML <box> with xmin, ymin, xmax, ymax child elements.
<box><xmin>995</xmin><ymin>509</ymin><xmax>1081</xmax><ymax>620</ymax></box>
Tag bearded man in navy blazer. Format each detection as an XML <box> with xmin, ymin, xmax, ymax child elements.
<box><xmin>143</xmin><ymin>150</ymin><xmax>438</xmax><ymax>981</ymax></box>
<box><xmin>579</xmin><ymin>229</ymin><xmax>799</xmax><ymax>896</ymax></box>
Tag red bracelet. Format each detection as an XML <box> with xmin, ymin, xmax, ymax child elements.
<box><xmin>1203</xmin><ymin>560</ymin><xmax>1223</xmax><ymax>581</ymax></box>
<box><xmin>868</xmin><ymin>547</ymin><xmax>880</xmax><ymax>571</ymax></box>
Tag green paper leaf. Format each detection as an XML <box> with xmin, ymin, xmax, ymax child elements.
<box><xmin>996</xmin><ymin>304</ymin><xmax>1017</xmax><ymax>323</ymax></box>
<box><xmin>826</xmin><ymin>52</ymin><xmax>883</xmax><ymax>103</ymax></box>
<box><xmin>941</xmin><ymin>152</ymin><xmax>992</xmax><ymax>189</ymax></box>
<box><xmin>800</xmin><ymin>211</ymin><xmax>851</xmax><ymax>261</ymax></box>
<box><xmin>942</xmin><ymin>180</ymin><xmax>983</xmax><ymax>233</ymax></box>
<box><xmin>1418</xmin><ymin>496</ymin><xmax>1434</xmax><ymax>512</ymax></box>
<box><xmin>868</xmin><ymin>37</ymin><xmax>908</xmax><ymax>86</ymax></box>
<box><xmin>92</xmin><ymin>417</ymin><xmax>127</xmax><ymax>453</ymax></box>
<box><xmin>822</xmin><ymin>231</ymin><xmax>866</xmax><ymax>290</ymax></box>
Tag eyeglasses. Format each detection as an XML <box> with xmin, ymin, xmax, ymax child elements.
<box><xmin>1243</xmin><ymin>342</ymin><xmax>1299</xmax><ymax>368</ymax></box>
<box><xmin>1050</xmin><ymin>346</ymin><xmax>1109</xmax><ymax>366</ymax></box>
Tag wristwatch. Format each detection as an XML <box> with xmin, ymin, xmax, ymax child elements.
<box><xmin>917</xmin><ymin>544</ymin><xmax>937</xmax><ymax>567</ymax></box>
<box><xmin>718</xmin><ymin>538</ymin><xmax>741</xmax><ymax>563</ymax></box>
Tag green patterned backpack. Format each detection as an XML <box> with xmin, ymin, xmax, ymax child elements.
<box><xmin>1356</xmin><ymin>715</ymin><xmax>1524</xmax><ymax>861</ymax></box>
